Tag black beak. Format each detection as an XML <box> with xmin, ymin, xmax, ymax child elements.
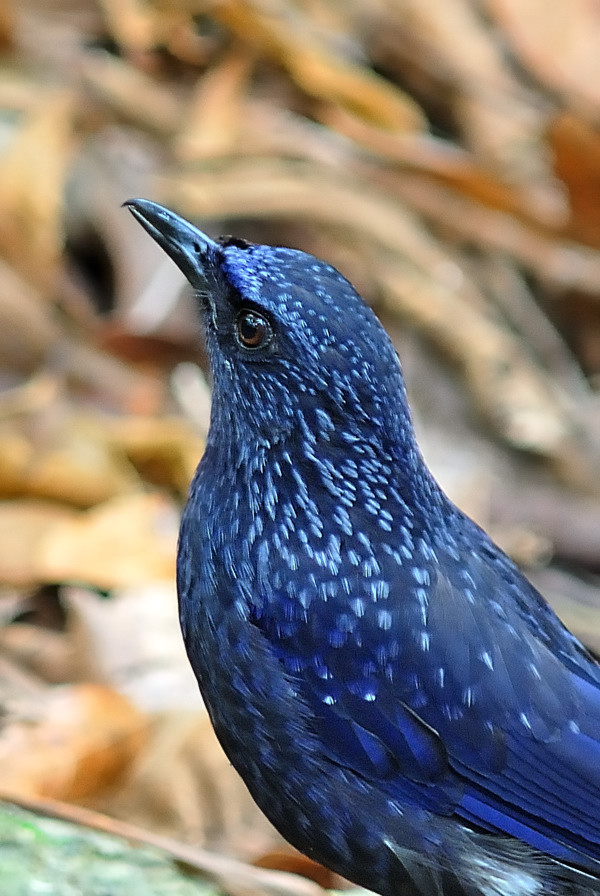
<box><xmin>124</xmin><ymin>199</ymin><xmax>219</xmax><ymax>290</ymax></box>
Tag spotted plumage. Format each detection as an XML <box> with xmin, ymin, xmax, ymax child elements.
<box><xmin>127</xmin><ymin>199</ymin><xmax>600</xmax><ymax>896</ymax></box>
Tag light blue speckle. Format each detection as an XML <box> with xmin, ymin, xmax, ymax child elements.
<box><xmin>481</xmin><ymin>651</ymin><xmax>494</xmax><ymax>671</ymax></box>
<box><xmin>351</xmin><ymin>597</ymin><xmax>366</xmax><ymax>617</ymax></box>
<box><xmin>377</xmin><ymin>609</ymin><xmax>392</xmax><ymax>630</ymax></box>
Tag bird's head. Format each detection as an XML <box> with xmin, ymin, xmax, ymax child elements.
<box><xmin>126</xmin><ymin>200</ymin><xmax>413</xmax><ymax>460</ymax></box>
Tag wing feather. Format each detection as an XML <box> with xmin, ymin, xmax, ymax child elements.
<box><xmin>252</xmin><ymin>514</ymin><xmax>600</xmax><ymax>873</ymax></box>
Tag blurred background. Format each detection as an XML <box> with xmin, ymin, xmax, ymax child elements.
<box><xmin>2</xmin><ymin>0</ymin><xmax>600</xmax><ymax>888</ymax></box>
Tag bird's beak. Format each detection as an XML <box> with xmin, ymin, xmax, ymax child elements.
<box><xmin>124</xmin><ymin>199</ymin><xmax>219</xmax><ymax>290</ymax></box>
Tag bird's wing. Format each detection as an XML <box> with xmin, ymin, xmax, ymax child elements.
<box><xmin>421</xmin><ymin>542</ymin><xmax>600</xmax><ymax>869</ymax></box>
<box><xmin>251</xmin><ymin>520</ymin><xmax>600</xmax><ymax>873</ymax></box>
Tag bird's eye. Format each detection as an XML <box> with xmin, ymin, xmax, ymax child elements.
<box><xmin>235</xmin><ymin>309</ymin><xmax>272</xmax><ymax>351</ymax></box>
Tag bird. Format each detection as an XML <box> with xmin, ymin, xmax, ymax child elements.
<box><xmin>126</xmin><ymin>197</ymin><xmax>600</xmax><ymax>896</ymax></box>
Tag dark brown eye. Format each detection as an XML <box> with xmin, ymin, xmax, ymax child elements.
<box><xmin>235</xmin><ymin>309</ymin><xmax>272</xmax><ymax>351</ymax></box>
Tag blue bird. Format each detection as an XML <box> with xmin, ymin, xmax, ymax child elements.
<box><xmin>127</xmin><ymin>198</ymin><xmax>600</xmax><ymax>896</ymax></box>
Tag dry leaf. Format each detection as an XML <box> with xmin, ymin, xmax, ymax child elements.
<box><xmin>255</xmin><ymin>852</ymin><xmax>344</xmax><ymax>891</ymax></box>
<box><xmin>0</xmin><ymin>260</ymin><xmax>61</xmax><ymax>373</ymax></box>
<box><xmin>487</xmin><ymin>0</ymin><xmax>600</xmax><ymax>115</ymax></box>
<box><xmin>106</xmin><ymin>415</ymin><xmax>205</xmax><ymax>495</ymax></box>
<box><xmin>210</xmin><ymin>0</ymin><xmax>425</xmax><ymax>130</ymax></box>
<box><xmin>392</xmin><ymin>172</ymin><xmax>600</xmax><ymax>294</ymax></box>
<box><xmin>0</xmin><ymin>0</ymin><xmax>15</xmax><ymax>49</ymax></box>
<box><xmin>549</xmin><ymin>113</ymin><xmax>600</xmax><ymax>249</ymax></box>
<box><xmin>0</xmin><ymin>501</ymin><xmax>77</xmax><ymax>587</ymax></box>
<box><xmin>0</xmin><ymin>624</ymin><xmax>74</xmax><ymax>684</ymax></box>
<box><xmin>320</xmin><ymin>111</ymin><xmax>561</xmax><ymax>228</ymax></box>
<box><xmin>0</xmin><ymin>411</ymin><xmax>141</xmax><ymax>508</ymax></box>
<box><xmin>176</xmin><ymin>47</ymin><xmax>255</xmax><ymax>161</ymax></box>
<box><xmin>377</xmin><ymin>256</ymin><xmax>573</xmax><ymax>456</ymax></box>
<box><xmin>37</xmin><ymin>493</ymin><xmax>178</xmax><ymax>590</ymax></box>
<box><xmin>98</xmin><ymin>0</ymin><xmax>156</xmax><ymax>53</ymax></box>
<box><xmin>0</xmin><ymin>683</ymin><xmax>147</xmax><ymax>802</ymax></box>
<box><xmin>91</xmin><ymin>710</ymin><xmax>279</xmax><ymax>855</ymax></box>
<box><xmin>81</xmin><ymin>52</ymin><xmax>182</xmax><ymax>134</ymax></box>
<box><xmin>365</xmin><ymin>0</ymin><xmax>560</xmax><ymax>217</ymax></box>
<box><xmin>65</xmin><ymin>583</ymin><xmax>202</xmax><ymax>712</ymax></box>
<box><xmin>0</xmin><ymin>89</ymin><xmax>75</xmax><ymax>290</ymax></box>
